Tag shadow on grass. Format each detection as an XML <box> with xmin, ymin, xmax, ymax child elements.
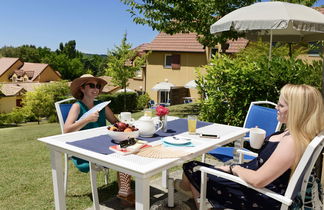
<box><xmin>0</xmin><ymin>124</ymin><xmax>20</xmax><ymax>128</ymax></box>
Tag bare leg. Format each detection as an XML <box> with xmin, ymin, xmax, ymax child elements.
<box><xmin>117</xmin><ymin>172</ymin><xmax>134</xmax><ymax>197</ymax></box>
<box><xmin>180</xmin><ymin>172</ymin><xmax>192</xmax><ymax>191</ymax></box>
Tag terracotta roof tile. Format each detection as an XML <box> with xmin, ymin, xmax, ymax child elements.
<box><xmin>20</xmin><ymin>62</ymin><xmax>48</xmax><ymax>81</ymax></box>
<box><xmin>144</xmin><ymin>32</ymin><xmax>205</xmax><ymax>52</ymax></box>
<box><xmin>225</xmin><ymin>38</ymin><xmax>249</xmax><ymax>53</ymax></box>
<box><xmin>0</xmin><ymin>57</ymin><xmax>22</xmax><ymax>77</ymax></box>
<box><xmin>98</xmin><ymin>76</ymin><xmax>119</xmax><ymax>93</ymax></box>
<box><xmin>0</xmin><ymin>83</ymin><xmax>26</xmax><ymax>96</ymax></box>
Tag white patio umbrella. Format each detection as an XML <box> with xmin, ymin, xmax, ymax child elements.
<box><xmin>116</xmin><ymin>88</ymin><xmax>135</xmax><ymax>93</ymax></box>
<box><xmin>210</xmin><ymin>1</ymin><xmax>324</xmax><ymax>60</ymax></box>
<box><xmin>184</xmin><ymin>80</ymin><xmax>197</xmax><ymax>89</ymax></box>
<box><xmin>210</xmin><ymin>1</ymin><xmax>324</xmax><ymax>93</ymax></box>
<box><xmin>151</xmin><ymin>81</ymin><xmax>175</xmax><ymax>91</ymax></box>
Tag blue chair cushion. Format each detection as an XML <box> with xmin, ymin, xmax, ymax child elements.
<box><xmin>208</xmin><ymin>147</ymin><xmax>255</xmax><ymax>162</ymax></box>
<box><xmin>71</xmin><ymin>157</ymin><xmax>89</xmax><ymax>173</ymax></box>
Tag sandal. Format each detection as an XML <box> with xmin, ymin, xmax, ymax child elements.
<box><xmin>117</xmin><ymin>193</ymin><xmax>135</xmax><ymax>207</ymax></box>
<box><xmin>174</xmin><ymin>179</ymin><xmax>193</xmax><ymax>198</ymax></box>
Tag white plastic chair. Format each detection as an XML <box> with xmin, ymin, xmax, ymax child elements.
<box><xmin>198</xmin><ymin>131</ymin><xmax>324</xmax><ymax>210</ymax></box>
<box><xmin>55</xmin><ymin>97</ymin><xmax>108</xmax><ymax>209</ymax></box>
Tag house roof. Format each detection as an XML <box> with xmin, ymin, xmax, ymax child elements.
<box><xmin>20</xmin><ymin>62</ymin><xmax>49</xmax><ymax>81</ymax></box>
<box><xmin>144</xmin><ymin>32</ymin><xmax>205</xmax><ymax>53</ymax></box>
<box><xmin>0</xmin><ymin>83</ymin><xmax>25</xmax><ymax>96</ymax></box>
<box><xmin>0</xmin><ymin>57</ymin><xmax>22</xmax><ymax>77</ymax></box>
<box><xmin>98</xmin><ymin>76</ymin><xmax>119</xmax><ymax>93</ymax></box>
<box><xmin>225</xmin><ymin>38</ymin><xmax>249</xmax><ymax>53</ymax></box>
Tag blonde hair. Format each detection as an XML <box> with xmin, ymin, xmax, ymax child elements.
<box><xmin>280</xmin><ymin>84</ymin><xmax>324</xmax><ymax>170</ymax></box>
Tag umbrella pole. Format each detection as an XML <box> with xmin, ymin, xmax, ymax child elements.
<box><xmin>268</xmin><ymin>30</ymin><xmax>273</xmax><ymax>62</ymax></box>
<box><xmin>322</xmin><ymin>44</ymin><xmax>324</xmax><ymax>96</ymax></box>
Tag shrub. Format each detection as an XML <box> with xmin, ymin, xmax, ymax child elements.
<box><xmin>136</xmin><ymin>93</ymin><xmax>151</xmax><ymax>110</ymax></box>
<box><xmin>197</xmin><ymin>52</ymin><xmax>322</xmax><ymax>126</ymax></box>
<box><xmin>97</xmin><ymin>92</ymin><xmax>138</xmax><ymax>113</ymax></box>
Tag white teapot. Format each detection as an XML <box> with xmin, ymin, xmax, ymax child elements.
<box><xmin>133</xmin><ymin>116</ymin><xmax>163</xmax><ymax>137</ymax></box>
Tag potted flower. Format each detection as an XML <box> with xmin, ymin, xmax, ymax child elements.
<box><xmin>155</xmin><ymin>105</ymin><xmax>169</xmax><ymax>132</ymax></box>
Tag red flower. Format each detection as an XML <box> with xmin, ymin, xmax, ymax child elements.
<box><xmin>155</xmin><ymin>105</ymin><xmax>169</xmax><ymax>116</ymax></box>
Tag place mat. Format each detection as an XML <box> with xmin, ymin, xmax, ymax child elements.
<box><xmin>136</xmin><ymin>144</ymin><xmax>191</xmax><ymax>158</ymax></box>
<box><xmin>66</xmin><ymin>119</ymin><xmax>211</xmax><ymax>155</ymax></box>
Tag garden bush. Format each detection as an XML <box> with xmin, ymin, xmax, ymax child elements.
<box><xmin>136</xmin><ymin>93</ymin><xmax>151</xmax><ymax>110</ymax></box>
<box><xmin>197</xmin><ymin>47</ymin><xmax>322</xmax><ymax>126</ymax></box>
<box><xmin>98</xmin><ymin>92</ymin><xmax>138</xmax><ymax>113</ymax></box>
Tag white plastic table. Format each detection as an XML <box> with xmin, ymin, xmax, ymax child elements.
<box><xmin>38</xmin><ymin>123</ymin><xmax>248</xmax><ymax>210</ymax></box>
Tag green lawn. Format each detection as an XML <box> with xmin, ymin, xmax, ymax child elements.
<box><xmin>0</xmin><ymin>103</ymin><xmax>199</xmax><ymax>209</ymax></box>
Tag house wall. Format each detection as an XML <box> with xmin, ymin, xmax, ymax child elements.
<box><xmin>0</xmin><ymin>60</ymin><xmax>23</xmax><ymax>82</ymax></box>
<box><xmin>34</xmin><ymin>66</ymin><xmax>61</xmax><ymax>82</ymax></box>
<box><xmin>0</xmin><ymin>96</ymin><xmax>19</xmax><ymax>113</ymax></box>
<box><xmin>145</xmin><ymin>51</ymin><xmax>207</xmax><ymax>103</ymax></box>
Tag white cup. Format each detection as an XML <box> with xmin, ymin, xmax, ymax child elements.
<box><xmin>249</xmin><ymin>128</ymin><xmax>266</xmax><ymax>149</ymax></box>
<box><xmin>118</xmin><ymin>112</ymin><xmax>135</xmax><ymax>124</ymax></box>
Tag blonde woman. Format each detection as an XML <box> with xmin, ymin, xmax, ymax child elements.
<box><xmin>176</xmin><ymin>84</ymin><xmax>324</xmax><ymax>209</ymax></box>
<box><xmin>64</xmin><ymin>74</ymin><xmax>134</xmax><ymax>206</ymax></box>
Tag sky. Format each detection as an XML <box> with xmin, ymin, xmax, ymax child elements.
<box><xmin>0</xmin><ymin>0</ymin><xmax>323</xmax><ymax>55</ymax></box>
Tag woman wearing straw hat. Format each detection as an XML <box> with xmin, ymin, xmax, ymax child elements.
<box><xmin>64</xmin><ymin>74</ymin><xmax>134</xmax><ymax>205</ymax></box>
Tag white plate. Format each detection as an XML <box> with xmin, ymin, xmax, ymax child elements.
<box><xmin>163</xmin><ymin>136</ymin><xmax>191</xmax><ymax>145</ymax></box>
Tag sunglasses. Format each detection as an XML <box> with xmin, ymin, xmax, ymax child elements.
<box><xmin>83</xmin><ymin>83</ymin><xmax>101</xmax><ymax>89</ymax></box>
<box><xmin>119</xmin><ymin>138</ymin><xmax>136</xmax><ymax>148</ymax></box>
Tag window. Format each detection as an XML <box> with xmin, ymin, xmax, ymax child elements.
<box><xmin>164</xmin><ymin>54</ymin><xmax>181</xmax><ymax>70</ymax></box>
<box><xmin>135</xmin><ymin>68</ymin><xmax>142</xmax><ymax>78</ymax></box>
<box><xmin>159</xmin><ymin>90</ymin><xmax>169</xmax><ymax>104</ymax></box>
<box><xmin>164</xmin><ymin>54</ymin><xmax>172</xmax><ymax>68</ymax></box>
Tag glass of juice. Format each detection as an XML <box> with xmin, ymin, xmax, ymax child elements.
<box><xmin>187</xmin><ymin>115</ymin><xmax>197</xmax><ymax>134</ymax></box>
<box><xmin>144</xmin><ymin>109</ymin><xmax>152</xmax><ymax>117</ymax></box>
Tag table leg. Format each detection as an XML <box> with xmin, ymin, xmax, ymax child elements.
<box><xmin>135</xmin><ymin>177</ymin><xmax>150</xmax><ymax>210</ymax></box>
<box><xmin>90</xmin><ymin>163</ymin><xmax>99</xmax><ymax>210</ymax></box>
<box><xmin>162</xmin><ymin>170</ymin><xmax>169</xmax><ymax>188</ymax></box>
<box><xmin>50</xmin><ymin>150</ymin><xmax>66</xmax><ymax>210</ymax></box>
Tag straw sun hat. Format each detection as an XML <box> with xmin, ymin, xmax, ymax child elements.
<box><xmin>70</xmin><ymin>74</ymin><xmax>107</xmax><ymax>99</ymax></box>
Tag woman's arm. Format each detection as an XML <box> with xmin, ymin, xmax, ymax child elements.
<box><xmin>104</xmin><ymin>106</ymin><xmax>119</xmax><ymax>124</ymax></box>
<box><xmin>63</xmin><ymin>103</ymin><xmax>99</xmax><ymax>133</ymax></box>
<box><xmin>231</xmin><ymin>136</ymin><xmax>295</xmax><ymax>188</ymax></box>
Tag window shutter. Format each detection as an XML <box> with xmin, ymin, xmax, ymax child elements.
<box><xmin>171</xmin><ymin>54</ymin><xmax>180</xmax><ymax>70</ymax></box>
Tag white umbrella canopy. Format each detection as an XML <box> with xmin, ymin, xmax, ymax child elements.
<box><xmin>211</xmin><ymin>1</ymin><xmax>324</xmax><ymax>42</ymax></box>
<box><xmin>210</xmin><ymin>1</ymin><xmax>324</xmax><ymax>93</ymax></box>
<box><xmin>152</xmin><ymin>81</ymin><xmax>175</xmax><ymax>91</ymax></box>
<box><xmin>184</xmin><ymin>80</ymin><xmax>197</xmax><ymax>88</ymax></box>
<box><xmin>116</xmin><ymin>88</ymin><xmax>135</xmax><ymax>93</ymax></box>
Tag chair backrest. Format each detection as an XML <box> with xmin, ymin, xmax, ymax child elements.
<box><xmin>284</xmin><ymin>131</ymin><xmax>324</xmax><ymax>202</ymax></box>
<box><xmin>243</xmin><ymin>101</ymin><xmax>282</xmax><ymax>137</ymax></box>
<box><xmin>55</xmin><ymin>97</ymin><xmax>75</xmax><ymax>134</ymax></box>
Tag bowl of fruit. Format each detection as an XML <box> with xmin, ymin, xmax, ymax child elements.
<box><xmin>107</xmin><ymin>122</ymin><xmax>140</xmax><ymax>143</ymax></box>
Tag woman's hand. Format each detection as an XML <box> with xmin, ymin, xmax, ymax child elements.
<box><xmin>86</xmin><ymin>111</ymin><xmax>99</xmax><ymax>122</ymax></box>
<box><xmin>216</xmin><ymin>165</ymin><xmax>231</xmax><ymax>173</ymax></box>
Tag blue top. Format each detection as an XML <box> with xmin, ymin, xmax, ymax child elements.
<box><xmin>71</xmin><ymin>100</ymin><xmax>107</xmax><ymax>173</ymax></box>
<box><xmin>77</xmin><ymin>100</ymin><xmax>106</xmax><ymax>130</ymax></box>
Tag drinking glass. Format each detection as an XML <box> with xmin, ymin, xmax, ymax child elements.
<box><xmin>187</xmin><ymin>115</ymin><xmax>197</xmax><ymax>134</ymax></box>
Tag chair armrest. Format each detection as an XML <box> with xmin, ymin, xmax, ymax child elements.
<box><xmin>198</xmin><ymin>166</ymin><xmax>292</xmax><ymax>210</ymax></box>
<box><xmin>237</xmin><ymin>149</ymin><xmax>258</xmax><ymax>157</ymax></box>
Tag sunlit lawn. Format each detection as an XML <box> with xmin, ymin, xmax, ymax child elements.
<box><xmin>0</xmin><ymin>103</ymin><xmax>199</xmax><ymax>209</ymax></box>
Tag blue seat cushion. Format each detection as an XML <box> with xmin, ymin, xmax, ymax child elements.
<box><xmin>71</xmin><ymin>157</ymin><xmax>89</xmax><ymax>173</ymax></box>
<box><xmin>208</xmin><ymin>147</ymin><xmax>255</xmax><ymax>162</ymax></box>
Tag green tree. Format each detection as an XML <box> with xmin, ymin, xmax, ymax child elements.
<box><xmin>105</xmin><ymin>33</ymin><xmax>148</xmax><ymax>111</ymax></box>
<box><xmin>42</xmin><ymin>53</ymin><xmax>85</xmax><ymax>80</ymax></box>
<box><xmin>22</xmin><ymin>81</ymin><xmax>70</xmax><ymax>124</ymax></box>
<box><xmin>197</xmin><ymin>46</ymin><xmax>322</xmax><ymax>126</ymax></box>
<box><xmin>56</xmin><ymin>40</ymin><xmax>82</xmax><ymax>59</ymax></box>
<box><xmin>121</xmin><ymin>0</ymin><xmax>317</xmax><ymax>47</ymax></box>
<box><xmin>121</xmin><ymin>0</ymin><xmax>257</xmax><ymax>47</ymax></box>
